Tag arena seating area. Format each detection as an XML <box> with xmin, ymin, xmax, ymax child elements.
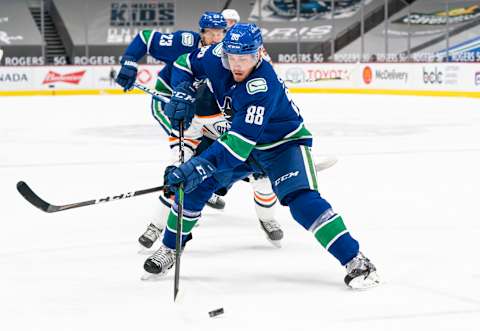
<box><xmin>1</xmin><ymin>0</ymin><xmax>480</xmax><ymax>65</ymax></box>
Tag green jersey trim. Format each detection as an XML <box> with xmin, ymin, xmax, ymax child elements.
<box><xmin>218</xmin><ymin>131</ymin><xmax>256</xmax><ymax>162</ymax></box>
<box><xmin>255</xmin><ymin>123</ymin><xmax>312</xmax><ymax>150</ymax></box>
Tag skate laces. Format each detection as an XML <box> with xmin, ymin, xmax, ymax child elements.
<box><xmin>346</xmin><ymin>253</ymin><xmax>374</xmax><ymax>274</ymax></box>
<box><xmin>260</xmin><ymin>219</ymin><xmax>281</xmax><ymax>232</ymax></box>
<box><xmin>208</xmin><ymin>194</ymin><xmax>219</xmax><ymax>204</ymax></box>
<box><xmin>143</xmin><ymin>224</ymin><xmax>161</xmax><ymax>241</ymax></box>
<box><xmin>150</xmin><ymin>246</ymin><xmax>175</xmax><ymax>267</ymax></box>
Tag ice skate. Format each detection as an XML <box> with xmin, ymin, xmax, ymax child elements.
<box><xmin>141</xmin><ymin>244</ymin><xmax>176</xmax><ymax>281</ymax></box>
<box><xmin>206</xmin><ymin>193</ymin><xmax>225</xmax><ymax>210</ymax></box>
<box><xmin>344</xmin><ymin>252</ymin><xmax>380</xmax><ymax>289</ymax></box>
<box><xmin>138</xmin><ymin>223</ymin><xmax>163</xmax><ymax>250</ymax></box>
<box><xmin>259</xmin><ymin>219</ymin><xmax>283</xmax><ymax>248</ymax></box>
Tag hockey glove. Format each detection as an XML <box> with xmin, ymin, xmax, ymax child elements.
<box><xmin>165</xmin><ymin>157</ymin><xmax>216</xmax><ymax>193</ymax></box>
<box><xmin>164</xmin><ymin>82</ymin><xmax>196</xmax><ymax>130</ymax></box>
<box><xmin>162</xmin><ymin>165</ymin><xmax>177</xmax><ymax>198</ymax></box>
<box><xmin>116</xmin><ymin>55</ymin><xmax>138</xmax><ymax>91</ymax></box>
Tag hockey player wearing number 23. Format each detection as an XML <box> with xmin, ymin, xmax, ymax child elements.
<box><xmin>156</xmin><ymin>23</ymin><xmax>380</xmax><ymax>289</ymax></box>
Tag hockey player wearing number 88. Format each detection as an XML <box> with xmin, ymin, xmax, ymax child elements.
<box><xmin>144</xmin><ymin>23</ymin><xmax>380</xmax><ymax>289</ymax></box>
<box><xmin>115</xmin><ymin>12</ymin><xmax>284</xmax><ymax>250</ymax></box>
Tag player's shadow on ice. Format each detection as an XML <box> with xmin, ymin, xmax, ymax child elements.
<box><xmin>185</xmin><ymin>243</ymin><xmax>282</xmax><ymax>257</ymax></box>
<box><xmin>182</xmin><ymin>273</ymin><xmax>339</xmax><ymax>289</ymax></box>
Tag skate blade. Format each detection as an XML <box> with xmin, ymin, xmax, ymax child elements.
<box><xmin>141</xmin><ymin>272</ymin><xmax>167</xmax><ymax>281</ymax></box>
<box><xmin>267</xmin><ymin>237</ymin><xmax>282</xmax><ymax>248</ymax></box>
<box><xmin>348</xmin><ymin>272</ymin><xmax>380</xmax><ymax>290</ymax></box>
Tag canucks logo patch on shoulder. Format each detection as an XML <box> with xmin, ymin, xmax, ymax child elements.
<box><xmin>246</xmin><ymin>78</ymin><xmax>268</xmax><ymax>95</ymax></box>
<box><xmin>181</xmin><ymin>33</ymin><xmax>194</xmax><ymax>47</ymax></box>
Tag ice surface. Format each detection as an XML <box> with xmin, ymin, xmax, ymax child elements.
<box><xmin>1</xmin><ymin>93</ymin><xmax>479</xmax><ymax>331</ymax></box>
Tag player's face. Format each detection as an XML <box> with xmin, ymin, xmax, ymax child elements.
<box><xmin>226</xmin><ymin>52</ymin><xmax>259</xmax><ymax>82</ymax></box>
<box><xmin>202</xmin><ymin>28</ymin><xmax>225</xmax><ymax>45</ymax></box>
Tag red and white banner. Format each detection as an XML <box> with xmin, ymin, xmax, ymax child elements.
<box><xmin>0</xmin><ymin>65</ymin><xmax>164</xmax><ymax>91</ymax></box>
<box><xmin>42</xmin><ymin>70</ymin><xmax>86</xmax><ymax>85</ymax></box>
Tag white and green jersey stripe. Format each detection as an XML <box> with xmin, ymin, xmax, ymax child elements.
<box><xmin>255</xmin><ymin>123</ymin><xmax>313</xmax><ymax>150</ymax></box>
<box><xmin>139</xmin><ymin>30</ymin><xmax>155</xmax><ymax>54</ymax></box>
<box><xmin>174</xmin><ymin>53</ymin><xmax>193</xmax><ymax>75</ymax></box>
<box><xmin>300</xmin><ymin>145</ymin><xmax>318</xmax><ymax>191</ymax></box>
<box><xmin>218</xmin><ymin>131</ymin><xmax>256</xmax><ymax>161</ymax></box>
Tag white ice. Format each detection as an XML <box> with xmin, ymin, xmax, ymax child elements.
<box><xmin>1</xmin><ymin>93</ymin><xmax>479</xmax><ymax>331</ymax></box>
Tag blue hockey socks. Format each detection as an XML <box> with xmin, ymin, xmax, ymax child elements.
<box><xmin>287</xmin><ymin>190</ymin><xmax>359</xmax><ymax>265</ymax></box>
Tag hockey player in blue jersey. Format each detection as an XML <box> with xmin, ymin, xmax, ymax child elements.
<box><xmin>143</xmin><ymin>23</ymin><xmax>379</xmax><ymax>289</ymax></box>
<box><xmin>115</xmin><ymin>13</ymin><xmax>284</xmax><ymax>250</ymax></box>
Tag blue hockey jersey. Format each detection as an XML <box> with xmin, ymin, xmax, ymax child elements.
<box><xmin>171</xmin><ymin>43</ymin><xmax>313</xmax><ymax>172</ymax></box>
<box><xmin>121</xmin><ymin>30</ymin><xmax>201</xmax><ymax>96</ymax></box>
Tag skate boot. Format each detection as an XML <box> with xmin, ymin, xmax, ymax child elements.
<box><xmin>138</xmin><ymin>223</ymin><xmax>163</xmax><ymax>249</ymax></box>
<box><xmin>344</xmin><ymin>252</ymin><xmax>380</xmax><ymax>289</ymax></box>
<box><xmin>259</xmin><ymin>219</ymin><xmax>283</xmax><ymax>248</ymax></box>
<box><xmin>142</xmin><ymin>245</ymin><xmax>176</xmax><ymax>280</ymax></box>
<box><xmin>206</xmin><ymin>193</ymin><xmax>226</xmax><ymax>210</ymax></box>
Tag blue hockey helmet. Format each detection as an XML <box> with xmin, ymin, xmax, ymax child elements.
<box><xmin>222</xmin><ymin>23</ymin><xmax>263</xmax><ymax>55</ymax></box>
<box><xmin>198</xmin><ymin>11</ymin><xmax>227</xmax><ymax>30</ymax></box>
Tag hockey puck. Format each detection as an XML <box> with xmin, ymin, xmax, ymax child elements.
<box><xmin>208</xmin><ymin>307</ymin><xmax>224</xmax><ymax>318</ymax></box>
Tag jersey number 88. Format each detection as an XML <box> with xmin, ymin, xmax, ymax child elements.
<box><xmin>245</xmin><ymin>106</ymin><xmax>264</xmax><ymax>125</ymax></box>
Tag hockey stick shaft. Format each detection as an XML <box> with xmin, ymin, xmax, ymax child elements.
<box><xmin>133</xmin><ymin>82</ymin><xmax>171</xmax><ymax>103</ymax></box>
<box><xmin>174</xmin><ymin>121</ymin><xmax>185</xmax><ymax>301</ymax></box>
<box><xmin>16</xmin><ymin>181</ymin><xmax>164</xmax><ymax>213</ymax></box>
<box><xmin>134</xmin><ymin>80</ymin><xmax>182</xmax><ymax>299</ymax></box>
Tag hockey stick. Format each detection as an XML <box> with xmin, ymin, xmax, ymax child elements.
<box><xmin>174</xmin><ymin>121</ymin><xmax>185</xmax><ymax>302</ymax></box>
<box><xmin>134</xmin><ymin>80</ymin><xmax>183</xmax><ymax>298</ymax></box>
<box><xmin>134</xmin><ymin>81</ymin><xmax>184</xmax><ymax>299</ymax></box>
<box><xmin>133</xmin><ymin>82</ymin><xmax>171</xmax><ymax>103</ymax></box>
<box><xmin>16</xmin><ymin>181</ymin><xmax>164</xmax><ymax>213</ymax></box>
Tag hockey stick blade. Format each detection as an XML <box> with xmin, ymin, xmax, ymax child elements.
<box><xmin>17</xmin><ymin>181</ymin><xmax>55</xmax><ymax>212</ymax></box>
<box><xmin>16</xmin><ymin>181</ymin><xmax>164</xmax><ymax>213</ymax></box>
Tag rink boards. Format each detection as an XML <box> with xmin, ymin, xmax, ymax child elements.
<box><xmin>1</xmin><ymin>62</ymin><xmax>480</xmax><ymax>98</ymax></box>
